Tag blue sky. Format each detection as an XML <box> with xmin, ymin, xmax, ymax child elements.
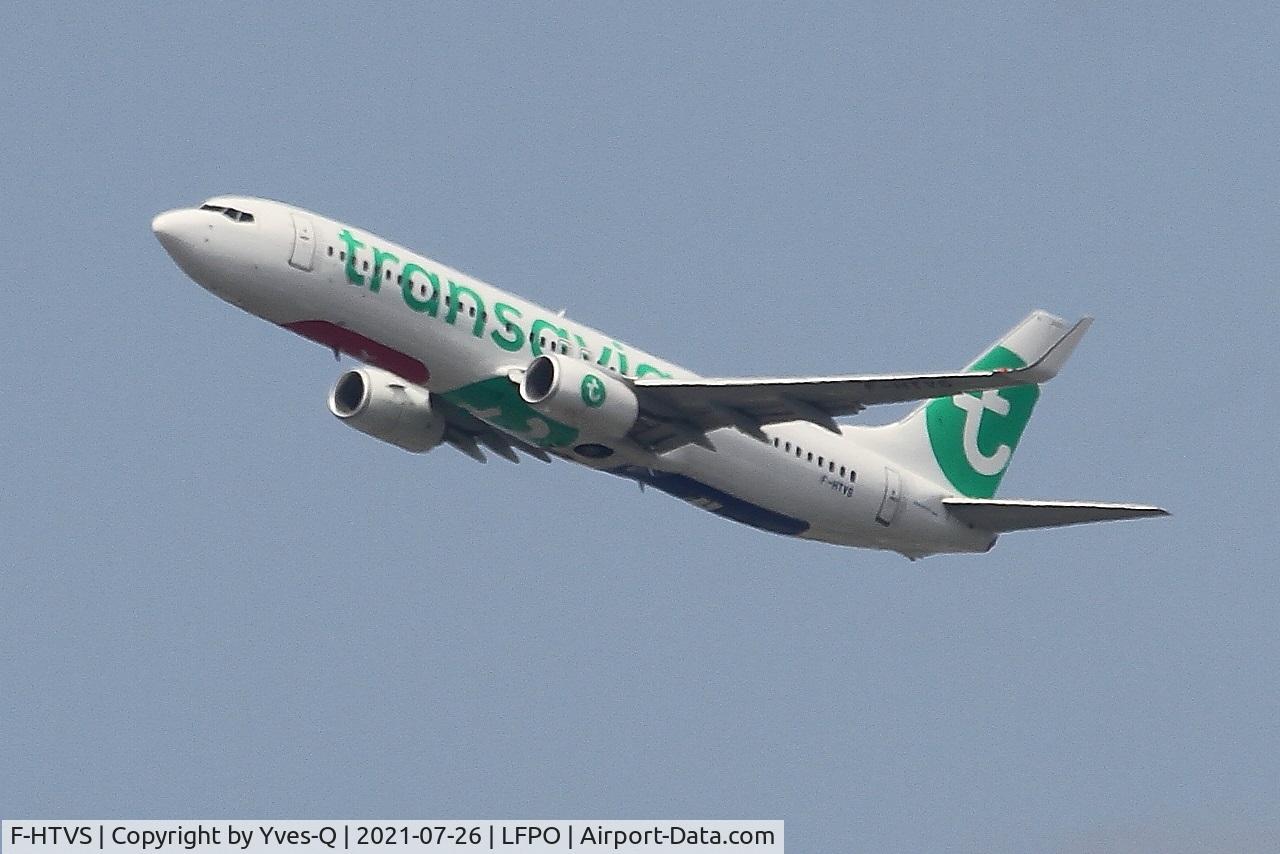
<box><xmin>2</xmin><ymin>3</ymin><xmax>1277</xmax><ymax>851</ymax></box>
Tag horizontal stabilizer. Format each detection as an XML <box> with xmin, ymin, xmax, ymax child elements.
<box><xmin>943</xmin><ymin>498</ymin><xmax>1169</xmax><ymax>532</ymax></box>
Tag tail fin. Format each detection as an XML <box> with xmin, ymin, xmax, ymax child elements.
<box><xmin>847</xmin><ymin>310</ymin><xmax>1089</xmax><ymax>498</ymax></box>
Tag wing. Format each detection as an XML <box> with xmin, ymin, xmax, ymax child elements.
<box><xmin>432</xmin><ymin>396</ymin><xmax>553</xmax><ymax>464</ymax></box>
<box><xmin>943</xmin><ymin>498</ymin><xmax>1169</xmax><ymax>532</ymax></box>
<box><xmin>626</xmin><ymin>316</ymin><xmax>1091</xmax><ymax>452</ymax></box>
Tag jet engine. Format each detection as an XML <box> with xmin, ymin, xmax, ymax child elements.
<box><xmin>328</xmin><ymin>366</ymin><xmax>446</xmax><ymax>453</ymax></box>
<box><xmin>519</xmin><ymin>353</ymin><xmax>639</xmax><ymax>440</ymax></box>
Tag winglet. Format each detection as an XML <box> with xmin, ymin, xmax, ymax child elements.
<box><xmin>1022</xmin><ymin>316</ymin><xmax>1093</xmax><ymax>383</ymax></box>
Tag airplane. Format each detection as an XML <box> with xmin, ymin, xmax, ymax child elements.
<box><xmin>152</xmin><ymin>196</ymin><xmax>1167</xmax><ymax>559</ymax></box>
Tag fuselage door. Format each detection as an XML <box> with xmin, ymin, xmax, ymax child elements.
<box><xmin>289</xmin><ymin>213</ymin><xmax>315</xmax><ymax>271</ymax></box>
<box><xmin>876</xmin><ymin>466</ymin><xmax>902</xmax><ymax>527</ymax></box>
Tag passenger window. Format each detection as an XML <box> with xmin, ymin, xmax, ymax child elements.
<box><xmin>362</xmin><ymin>260</ymin><xmax>369</xmax><ymax>271</ymax></box>
<box><xmin>773</xmin><ymin>437</ymin><xmax>779</xmax><ymax>448</ymax></box>
<box><xmin>840</xmin><ymin>466</ymin><xmax>846</xmax><ymax>477</ymax></box>
<box><xmin>849</xmin><ymin>470</ymin><xmax>857</xmax><ymax>482</ymax></box>
<box><xmin>828</xmin><ymin>461</ymin><xmax>835</xmax><ymax>473</ymax></box>
<box><xmin>784</xmin><ymin>442</ymin><xmax>791</xmax><ymax>452</ymax></box>
<box><xmin>339</xmin><ymin>251</ymin><xmax>345</xmax><ymax>261</ymax></box>
<box><xmin>807</xmin><ymin>452</ymin><xmax>813</xmax><ymax>462</ymax></box>
<box><xmin>818</xmin><ymin>456</ymin><xmax>824</xmax><ymax>467</ymax></box>
<box><xmin>327</xmin><ymin>246</ymin><xmax>334</xmax><ymax>257</ymax></box>
<box><xmin>795</xmin><ymin>447</ymin><xmax>802</xmax><ymax>458</ymax></box>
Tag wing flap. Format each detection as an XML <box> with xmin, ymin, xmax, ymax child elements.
<box><xmin>943</xmin><ymin>498</ymin><xmax>1169</xmax><ymax>532</ymax></box>
<box><xmin>436</xmin><ymin>395</ymin><xmax>553</xmax><ymax>464</ymax></box>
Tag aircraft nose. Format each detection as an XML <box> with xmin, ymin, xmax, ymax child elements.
<box><xmin>151</xmin><ymin>208</ymin><xmax>207</xmax><ymax>260</ymax></box>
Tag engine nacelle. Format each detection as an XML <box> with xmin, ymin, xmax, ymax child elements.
<box><xmin>328</xmin><ymin>366</ymin><xmax>446</xmax><ymax>453</ymax></box>
<box><xmin>519</xmin><ymin>353</ymin><xmax>639</xmax><ymax>440</ymax></box>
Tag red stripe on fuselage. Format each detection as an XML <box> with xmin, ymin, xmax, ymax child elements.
<box><xmin>281</xmin><ymin>320</ymin><xmax>429</xmax><ymax>384</ymax></box>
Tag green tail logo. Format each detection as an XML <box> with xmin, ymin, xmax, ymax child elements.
<box><xmin>925</xmin><ymin>346</ymin><xmax>1039</xmax><ymax>498</ymax></box>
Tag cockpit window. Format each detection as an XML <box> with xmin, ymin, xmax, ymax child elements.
<box><xmin>199</xmin><ymin>203</ymin><xmax>255</xmax><ymax>223</ymax></box>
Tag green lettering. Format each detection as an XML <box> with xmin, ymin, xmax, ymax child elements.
<box><xmin>337</xmin><ymin>229</ymin><xmax>365</xmax><ymax>287</ymax></box>
<box><xmin>635</xmin><ymin>363</ymin><xmax>672</xmax><ymax>379</ymax></box>
<box><xmin>490</xmin><ymin>302</ymin><xmax>525</xmax><ymax>352</ymax></box>
<box><xmin>530</xmin><ymin>319</ymin><xmax>569</xmax><ymax>356</ymax></box>
<box><xmin>612</xmin><ymin>342</ymin><xmax>629</xmax><ymax>376</ymax></box>
<box><xmin>400</xmin><ymin>263</ymin><xmax>439</xmax><ymax>315</ymax></box>
<box><xmin>369</xmin><ymin>247</ymin><xmax>398</xmax><ymax>294</ymax></box>
<box><xmin>446</xmin><ymin>281</ymin><xmax>486</xmax><ymax>337</ymax></box>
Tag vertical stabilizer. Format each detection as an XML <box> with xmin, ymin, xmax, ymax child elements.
<box><xmin>845</xmin><ymin>311</ymin><xmax>1086</xmax><ymax>498</ymax></box>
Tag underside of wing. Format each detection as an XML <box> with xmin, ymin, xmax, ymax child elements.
<box><xmin>943</xmin><ymin>498</ymin><xmax>1169</xmax><ymax>532</ymax></box>
<box><xmin>433</xmin><ymin>396</ymin><xmax>553</xmax><ymax>464</ymax></box>
<box><xmin>627</xmin><ymin>316</ymin><xmax>1091</xmax><ymax>451</ymax></box>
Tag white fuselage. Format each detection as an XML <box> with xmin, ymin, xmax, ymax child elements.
<box><xmin>153</xmin><ymin>196</ymin><xmax>996</xmax><ymax>557</ymax></box>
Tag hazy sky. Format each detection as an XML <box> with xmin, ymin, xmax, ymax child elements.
<box><xmin>3</xmin><ymin>3</ymin><xmax>1277</xmax><ymax>852</ymax></box>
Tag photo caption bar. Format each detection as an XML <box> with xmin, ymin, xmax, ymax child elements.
<box><xmin>2</xmin><ymin>821</ymin><xmax>781</xmax><ymax>853</ymax></box>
